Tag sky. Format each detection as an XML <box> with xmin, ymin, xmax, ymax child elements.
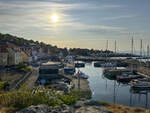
<box><xmin>0</xmin><ymin>0</ymin><xmax>150</xmax><ymax>52</ymax></box>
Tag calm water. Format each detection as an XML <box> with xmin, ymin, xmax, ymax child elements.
<box><xmin>79</xmin><ymin>62</ymin><xmax>150</xmax><ymax>109</ymax></box>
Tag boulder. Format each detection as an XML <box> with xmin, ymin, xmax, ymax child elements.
<box><xmin>16</xmin><ymin>105</ymin><xmax>51</xmax><ymax>113</ymax></box>
<box><xmin>17</xmin><ymin>105</ymin><xmax>73</xmax><ymax>113</ymax></box>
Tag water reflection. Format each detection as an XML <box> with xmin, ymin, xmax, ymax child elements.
<box><xmin>79</xmin><ymin>62</ymin><xmax>150</xmax><ymax>109</ymax></box>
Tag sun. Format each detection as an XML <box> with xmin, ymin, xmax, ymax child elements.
<box><xmin>51</xmin><ymin>14</ymin><xmax>59</xmax><ymax>22</ymax></box>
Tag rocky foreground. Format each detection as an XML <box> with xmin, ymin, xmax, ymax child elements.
<box><xmin>16</xmin><ymin>100</ymin><xmax>113</xmax><ymax>113</ymax></box>
<box><xmin>16</xmin><ymin>100</ymin><xmax>150</xmax><ymax>113</ymax></box>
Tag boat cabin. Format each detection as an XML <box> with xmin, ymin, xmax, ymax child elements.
<box><xmin>38</xmin><ymin>64</ymin><xmax>62</xmax><ymax>81</ymax></box>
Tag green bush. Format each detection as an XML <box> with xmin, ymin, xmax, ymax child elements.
<box><xmin>57</xmin><ymin>94</ymin><xmax>78</xmax><ymax>105</ymax></box>
<box><xmin>0</xmin><ymin>81</ymin><xmax>9</xmax><ymax>91</ymax></box>
<box><xmin>0</xmin><ymin>89</ymin><xmax>80</xmax><ymax>110</ymax></box>
<box><xmin>0</xmin><ymin>91</ymin><xmax>50</xmax><ymax>108</ymax></box>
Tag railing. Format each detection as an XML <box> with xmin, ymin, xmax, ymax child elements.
<box><xmin>9</xmin><ymin>71</ymin><xmax>32</xmax><ymax>90</ymax></box>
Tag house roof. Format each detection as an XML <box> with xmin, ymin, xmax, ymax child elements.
<box><xmin>0</xmin><ymin>46</ymin><xmax>8</xmax><ymax>53</ymax></box>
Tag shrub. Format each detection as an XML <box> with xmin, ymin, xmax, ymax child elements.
<box><xmin>0</xmin><ymin>81</ymin><xmax>9</xmax><ymax>91</ymax></box>
<box><xmin>57</xmin><ymin>94</ymin><xmax>78</xmax><ymax>105</ymax></box>
<box><xmin>0</xmin><ymin>89</ymin><xmax>81</xmax><ymax>110</ymax></box>
<box><xmin>0</xmin><ymin>91</ymin><xmax>54</xmax><ymax>109</ymax></box>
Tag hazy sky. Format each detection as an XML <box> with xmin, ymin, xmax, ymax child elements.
<box><xmin>0</xmin><ymin>0</ymin><xmax>150</xmax><ymax>51</ymax></box>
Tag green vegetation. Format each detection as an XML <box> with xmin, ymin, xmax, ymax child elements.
<box><xmin>0</xmin><ymin>81</ymin><xmax>9</xmax><ymax>91</ymax></box>
<box><xmin>99</xmin><ymin>100</ymin><xmax>110</xmax><ymax>106</ymax></box>
<box><xmin>57</xmin><ymin>92</ymin><xmax>79</xmax><ymax>105</ymax></box>
<box><xmin>0</xmin><ymin>106</ymin><xmax>16</xmax><ymax>113</ymax></box>
<box><xmin>0</xmin><ymin>89</ymin><xmax>81</xmax><ymax>111</ymax></box>
<box><xmin>13</xmin><ymin>62</ymin><xmax>31</xmax><ymax>73</ymax></box>
<box><xmin>70</xmin><ymin>90</ymin><xmax>92</xmax><ymax>99</ymax></box>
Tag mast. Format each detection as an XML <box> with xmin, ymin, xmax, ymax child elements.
<box><xmin>140</xmin><ymin>39</ymin><xmax>143</xmax><ymax>57</ymax></box>
<box><xmin>105</xmin><ymin>40</ymin><xmax>108</xmax><ymax>61</ymax></box>
<box><xmin>147</xmin><ymin>45</ymin><xmax>149</xmax><ymax>57</ymax></box>
<box><xmin>106</xmin><ymin>40</ymin><xmax>108</xmax><ymax>51</ymax></box>
<box><xmin>115</xmin><ymin>40</ymin><xmax>117</xmax><ymax>54</ymax></box>
<box><xmin>147</xmin><ymin>45</ymin><xmax>149</xmax><ymax>62</ymax></box>
<box><xmin>131</xmin><ymin>37</ymin><xmax>134</xmax><ymax>55</ymax></box>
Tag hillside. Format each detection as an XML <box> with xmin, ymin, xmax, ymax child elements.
<box><xmin>0</xmin><ymin>33</ymin><xmax>61</xmax><ymax>55</ymax></box>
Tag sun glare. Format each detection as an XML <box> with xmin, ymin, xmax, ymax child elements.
<box><xmin>51</xmin><ymin>14</ymin><xmax>59</xmax><ymax>22</ymax></box>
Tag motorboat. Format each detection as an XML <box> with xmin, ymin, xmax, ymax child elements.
<box><xmin>130</xmin><ymin>88</ymin><xmax>149</xmax><ymax>94</ymax></box>
<box><xmin>75</xmin><ymin>63</ymin><xmax>85</xmax><ymax>68</ymax></box>
<box><xmin>64</xmin><ymin>67</ymin><xmax>75</xmax><ymax>74</ymax></box>
<box><xmin>101</xmin><ymin>63</ymin><xmax>116</xmax><ymax>67</ymax></box>
<box><xmin>131</xmin><ymin>80</ymin><xmax>150</xmax><ymax>89</ymax></box>
<box><xmin>76</xmin><ymin>71</ymin><xmax>89</xmax><ymax>79</ymax></box>
<box><xmin>117</xmin><ymin>73</ymin><xmax>141</xmax><ymax>82</ymax></box>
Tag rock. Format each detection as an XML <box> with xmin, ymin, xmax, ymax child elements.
<box><xmin>74</xmin><ymin>100</ymin><xmax>113</xmax><ymax>113</ymax></box>
<box><xmin>75</xmin><ymin>106</ymin><xmax>113</xmax><ymax>113</ymax></box>
<box><xmin>73</xmin><ymin>101</ymin><xmax>84</xmax><ymax>109</ymax></box>
<box><xmin>16</xmin><ymin>105</ymin><xmax>51</xmax><ymax>113</ymax></box>
<box><xmin>49</xmin><ymin>97</ymin><xmax>64</xmax><ymax>105</ymax></box>
<box><xmin>17</xmin><ymin>100</ymin><xmax>113</xmax><ymax>113</ymax></box>
<box><xmin>51</xmin><ymin>106</ymin><xmax>73</xmax><ymax>113</ymax></box>
<box><xmin>84</xmin><ymin>100</ymin><xmax>102</xmax><ymax>106</ymax></box>
<box><xmin>17</xmin><ymin>105</ymin><xmax>73</xmax><ymax>113</ymax></box>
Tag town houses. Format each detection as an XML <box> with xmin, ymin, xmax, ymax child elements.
<box><xmin>0</xmin><ymin>42</ymin><xmax>52</xmax><ymax>67</ymax></box>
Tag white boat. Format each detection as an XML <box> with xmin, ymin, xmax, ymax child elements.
<box><xmin>101</xmin><ymin>63</ymin><xmax>116</xmax><ymax>67</ymax></box>
<box><xmin>76</xmin><ymin>71</ymin><xmax>89</xmax><ymax>79</ymax></box>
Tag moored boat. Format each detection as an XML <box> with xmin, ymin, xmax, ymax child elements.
<box><xmin>101</xmin><ymin>62</ymin><xmax>116</xmax><ymax>67</ymax></box>
<box><xmin>76</xmin><ymin>71</ymin><xmax>89</xmax><ymax>79</ymax></box>
<box><xmin>131</xmin><ymin>80</ymin><xmax>150</xmax><ymax>89</ymax></box>
<box><xmin>64</xmin><ymin>67</ymin><xmax>75</xmax><ymax>74</ymax></box>
<box><xmin>75</xmin><ymin>63</ymin><xmax>85</xmax><ymax>68</ymax></box>
<box><xmin>117</xmin><ymin>73</ymin><xmax>141</xmax><ymax>82</ymax></box>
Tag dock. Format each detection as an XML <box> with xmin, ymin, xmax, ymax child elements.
<box><xmin>72</xmin><ymin>78</ymin><xmax>92</xmax><ymax>99</ymax></box>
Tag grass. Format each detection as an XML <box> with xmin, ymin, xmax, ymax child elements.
<box><xmin>106</xmin><ymin>103</ymin><xmax>150</xmax><ymax>113</ymax></box>
<box><xmin>0</xmin><ymin>89</ymin><xmax>150</xmax><ymax>113</ymax></box>
<box><xmin>0</xmin><ymin>89</ymin><xmax>81</xmax><ymax>112</ymax></box>
<box><xmin>99</xmin><ymin>101</ymin><xmax>150</xmax><ymax>113</ymax></box>
<box><xmin>0</xmin><ymin>107</ymin><xmax>17</xmax><ymax>113</ymax></box>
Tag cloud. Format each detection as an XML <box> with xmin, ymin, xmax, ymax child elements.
<box><xmin>100</xmin><ymin>4</ymin><xmax>122</xmax><ymax>9</ymax></box>
<box><xmin>0</xmin><ymin>0</ymin><xmax>128</xmax><ymax>44</ymax></box>
<box><xmin>102</xmin><ymin>15</ymin><xmax>136</xmax><ymax>20</ymax></box>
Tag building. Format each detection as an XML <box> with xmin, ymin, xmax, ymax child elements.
<box><xmin>7</xmin><ymin>48</ymin><xmax>23</xmax><ymax>65</ymax></box>
<box><xmin>21</xmin><ymin>51</ymin><xmax>32</xmax><ymax>63</ymax></box>
<box><xmin>0</xmin><ymin>46</ymin><xmax>8</xmax><ymax>66</ymax></box>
